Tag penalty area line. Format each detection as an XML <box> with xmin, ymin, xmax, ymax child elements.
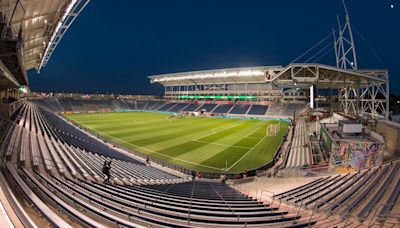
<box><xmin>87</xmin><ymin>127</ymin><xmax>226</xmax><ymax>171</ymax></box>
<box><xmin>226</xmin><ymin>133</ymin><xmax>275</xmax><ymax>171</ymax></box>
<box><xmin>192</xmin><ymin>139</ymin><xmax>252</xmax><ymax>149</ymax></box>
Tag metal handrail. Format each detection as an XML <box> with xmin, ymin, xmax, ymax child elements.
<box><xmin>308</xmin><ymin>199</ymin><xmax>355</xmax><ymax>227</ymax></box>
<box><xmin>368</xmin><ymin>203</ymin><xmax>400</xmax><ymax>227</ymax></box>
<box><xmin>258</xmin><ymin>189</ymin><xmax>280</xmax><ymax>208</ymax></box>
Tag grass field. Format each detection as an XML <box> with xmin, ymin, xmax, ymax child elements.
<box><xmin>65</xmin><ymin>112</ymin><xmax>289</xmax><ymax>173</ymax></box>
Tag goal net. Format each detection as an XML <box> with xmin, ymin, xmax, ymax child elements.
<box><xmin>266</xmin><ymin>123</ymin><xmax>280</xmax><ymax>136</ymax></box>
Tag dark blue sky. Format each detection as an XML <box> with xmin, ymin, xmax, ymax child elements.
<box><xmin>28</xmin><ymin>0</ymin><xmax>400</xmax><ymax>96</ymax></box>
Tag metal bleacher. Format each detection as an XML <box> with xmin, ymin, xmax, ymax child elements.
<box><xmin>275</xmin><ymin>159</ymin><xmax>400</xmax><ymax>225</ymax></box>
<box><xmin>0</xmin><ymin>102</ymin><xmax>319</xmax><ymax>227</ymax></box>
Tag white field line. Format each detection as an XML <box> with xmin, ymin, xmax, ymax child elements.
<box><xmin>245</xmin><ymin>136</ymin><xmax>263</xmax><ymax>139</ymax></box>
<box><xmin>244</xmin><ymin>127</ymin><xmax>260</xmax><ymax>138</ymax></box>
<box><xmin>211</xmin><ymin>121</ymin><xmax>245</xmax><ymax>134</ymax></box>
<box><xmin>226</xmin><ymin>135</ymin><xmax>267</xmax><ymax>171</ymax></box>
<box><xmin>227</xmin><ymin>129</ymin><xmax>277</xmax><ymax>171</ymax></box>
<box><xmin>133</xmin><ymin>119</ymin><xmax>164</xmax><ymax>124</ymax></box>
<box><xmin>194</xmin><ymin>121</ymin><xmax>246</xmax><ymax>141</ymax></box>
<box><xmin>87</xmin><ymin>127</ymin><xmax>225</xmax><ymax>171</ymax></box>
<box><xmin>192</xmin><ymin>139</ymin><xmax>252</xmax><ymax>149</ymax></box>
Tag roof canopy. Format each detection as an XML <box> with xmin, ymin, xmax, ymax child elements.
<box><xmin>148</xmin><ymin>64</ymin><xmax>388</xmax><ymax>88</ymax></box>
<box><xmin>0</xmin><ymin>0</ymin><xmax>90</xmax><ymax>71</ymax></box>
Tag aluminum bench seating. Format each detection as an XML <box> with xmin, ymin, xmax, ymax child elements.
<box><xmin>29</xmin><ymin>133</ymin><xmax>41</xmax><ymax>167</ymax></box>
<box><xmin>19</xmin><ymin>128</ymin><xmax>29</xmax><ymax>163</ymax></box>
<box><xmin>50</xmin><ymin>137</ymin><xmax>77</xmax><ymax>177</ymax></box>
<box><xmin>325</xmin><ymin>168</ymin><xmax>379</xmax><ymax>213</ymax></box>
<box><xmin>5</xmin><ymin>165</ymin><xmax>72</xmax><ymax>228</ymax></box>
<box><xmin>64</xmin><ymin>177</ymin><xmax>286</xmax><ymax>219</ymax></box>
<box><xmin>302</xmin><ymin>173</ymin><xmax>355</xmax><ymax>206</ymax></box>
<box><xmin>36</xmin><ymin>133</ymin><xmax>54</xmax><ymax>170</ymax></box>
<box><xmin>357</xmin><ymin>162</ymin><xmax>400</xmax><ymax>221</ymax></box>
<box><xmin>281</xmin><ymin>176</ymin><xmax>341</xmax><ymax>202</ymax></box>
<box><xmin>44</xmin><ymin>135</ymin><xmax>65</xmax><ymax>173</ymax></box>
<box><xmin>275</xmin><ymin>176</ymin><xmax>328</xmax><ymax>199</ymax></box>
<box><xmin>317</xmin><ymin>170</ymin><xmax>369</xmax><ymax>209</ymax></box>
<box><xmin>378</xmin><ymin>174</ymin><xmax>400</xmax><ymax>221</ymax></box>
<box><xmin>90</xmin><ymin>181</ymin><xmax>269</xmax><ymax>211</ymax></box>
<box><xmin>340</xmin><ymin>164</ymin><xmax>390</xmax><ymax>217</ymax></box>
<box><xmin>25</xmin><ymin>169</ymin><xmax>135</xmax><ymax>228</ymax></box>
<box><xmin>48</xmin><ymin>175</ymin><xmax>304</xmax><ymax>227</ymax></box>
<box><xmin>61</xmin><ymin>142</ymin><xmax>90</xmax><ymax>178</ymax></box>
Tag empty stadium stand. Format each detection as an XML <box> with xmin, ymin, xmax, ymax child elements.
<box><xmin>158</xmin><ymin>102</ymin><xmax>177</xmax><ymax>111</ymax></box>
<box><xmin>274</xmin><ymin>159</ymin><xmax>400</xmax><ymax>225</ymax></box>
<box><xmin>0</xmin><ymin>101</ymin><xmax>320</xmax><ymax>227</ymax></box>
<box><xmin>30</xmin><ymin>98</ymin><xmax>309</xmax><ymax>118</ymax></box>
<box><xmin>213</xmin><ymin>104</ymin><xmax>234</xmax><ymax>114</ymax></box>
<box><xmin>282</xmin><ymin>103</ymin><xmax>308</xmax><ymax>117</ymax></box>
<box><xmin>229</xmin><ymin>104</ymin><xmax>251</xmax><ymax>114</ymax></box>
<box><xmin>284</xmin><ymin>119</ymin><xmax>313</xmax><ymax>169</ymax></box>
<box><xmin>169</xmin><ymin>102</ymin><xmax>188</xmax><ymax>112</ymax></box>
<box><xmin>247</xmin><ymin>105</ymin><xmax>268</xmax><ymax>115</ymax></box>
<box><xmin>197</xmin><ymin>103</ymin><xmax>218</xmax><ymax>112</ymax></box>
<box><xmin>182</xmin><ymin>103</ymin><xmax>202</xmax><ymax>111</ymax></box>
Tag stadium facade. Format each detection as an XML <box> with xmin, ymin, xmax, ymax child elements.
<box><xmin>149</xmin><ymin>63</ymin><xmax>390</xmax><ymax>120</ymax></box>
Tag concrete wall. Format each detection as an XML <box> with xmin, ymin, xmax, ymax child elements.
<box><xmin>0</xmin><ymin>99</ymin><xmax>25</xmax><ymax>119</ymax></box>
<box><xmin>376</xmin><ymin>121</ymin><xmax>400</xmax><ymax>156</ymax></box>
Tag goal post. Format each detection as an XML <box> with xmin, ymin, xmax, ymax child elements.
<box><xmin>266</xmin><ymin>122</ymin><xmax>280</xmax><ymax>136</ymax></box>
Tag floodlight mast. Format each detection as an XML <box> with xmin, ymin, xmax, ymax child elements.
<box><xmin>334</xmin><ymin>0</ymin><xmax>358</xmax><ymax>70</ymax></box>
<box><xmin>335</xmin><ymin>0</ymin><xmax>389</xmax><ymax>120</ymax></box>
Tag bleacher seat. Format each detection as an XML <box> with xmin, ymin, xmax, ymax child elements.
<box><xmin>212</xmin><ymin>104</ymin><xmax>233</xmax><ymax>114</ymax></box>
<box><xmin>229</xmin><ymin>105</ymin><xmax>250</xmax><ymax>114</ymax></box>
<box><xmin>247</xmin><ymin>105</ymin><xmax>268</xmax><ymax>115</ymax></box>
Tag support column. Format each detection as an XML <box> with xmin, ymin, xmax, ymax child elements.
<box><xmin>330</xmin><ymin>86</ymin><xmax>333</xmax><ymax>115</ymax></box>
<box><xmin>355</xmin><ymin>82</ymin><xmax>360</xmax><ymax>118</ymax></box>
<box><xmin>386</xmin><ymin>73</ymin><xmax>390</xmax><ymax>120</ymax></box>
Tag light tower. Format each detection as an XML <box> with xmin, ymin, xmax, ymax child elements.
<box><xmin>333</xmin><ymin>0</ymin><xmax>358</xmax><ymax>70</ymax></box>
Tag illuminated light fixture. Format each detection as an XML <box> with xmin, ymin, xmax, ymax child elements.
<box><xmin>153</xmin><ymin>70</ymin><xmax>265</xmax><ymax>82</ymax></box>
<box><xmin>44</xmin><ymin>19</ymin><xmax>48</xmax><ymax>24</ymax></box>
<box><xmin>179</xmin><ymin>95</ymin><xmax>256</xmax><ymax>100</ymax></box>
<box><xmin>39</xmin><ymin>0</ymin><xmax>78</xmax><ymax>70</ymax></box>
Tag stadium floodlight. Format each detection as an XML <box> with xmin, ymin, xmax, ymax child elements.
<box><xmin>153</xmin><ymin>70</ymin><xmax>265</xmax><ymax>82</ymax></box>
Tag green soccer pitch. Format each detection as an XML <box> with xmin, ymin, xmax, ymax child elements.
<box><xmin>65</xmin><ymin>112</ymin><xmax>289</xmax><ymax>173</ymax></box>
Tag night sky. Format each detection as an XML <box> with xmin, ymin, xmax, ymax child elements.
<box><xmin>28</xmin><ymin>0</ymin><xmax>400</xmax><ymax>96</ymax></box>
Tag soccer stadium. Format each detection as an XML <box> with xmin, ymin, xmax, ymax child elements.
<box><xmin>0</xmin><ymin>1</ymin><xmax>399</xmax><ymax>227</ymax></box>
